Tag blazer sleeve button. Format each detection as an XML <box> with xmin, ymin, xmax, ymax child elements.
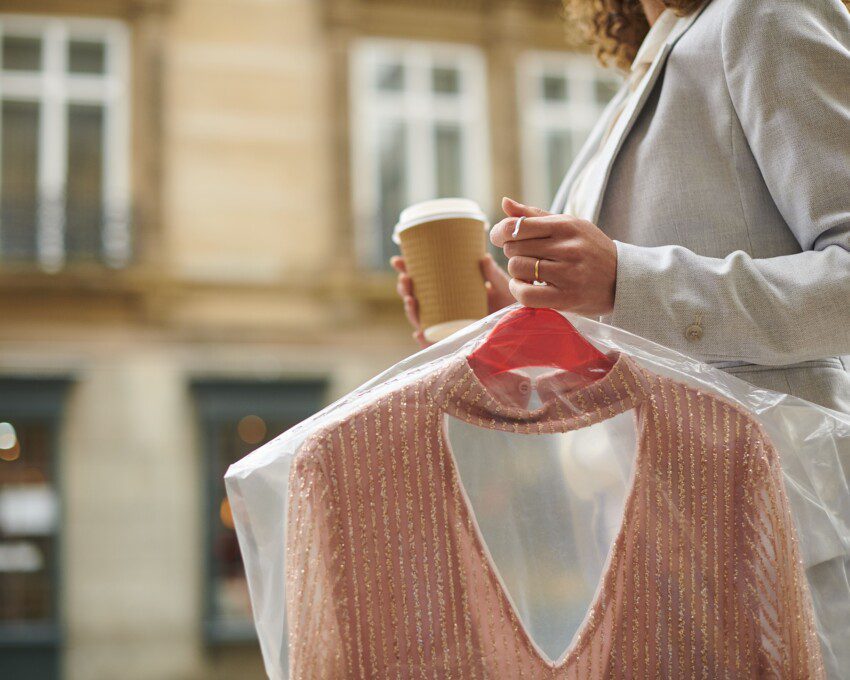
<box><xmin>685</xmin><ymin>323</ymin><xmax>704</xmax><ymax>342</ymax></box>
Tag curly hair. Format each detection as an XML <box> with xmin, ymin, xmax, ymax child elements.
<box><xmin>563</xmin><ymin>0</ymin><xmax>850</xmax><ymax>71</ymax></box>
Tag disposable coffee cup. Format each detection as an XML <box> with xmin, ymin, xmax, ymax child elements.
<box><xmin>393</xmin><ymin>198</ymin><xmax>489</xmax><ymax>343</ymax></box>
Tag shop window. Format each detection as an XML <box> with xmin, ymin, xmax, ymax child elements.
<box><xmin>192</xmin><ymin>378</ymin><xmax>327</xmax><ymax>643</ymax></box>
<box><xmin>0</xmin><ymin>377</ymin><xmax>70</xmax><ymax>680</ymax></box>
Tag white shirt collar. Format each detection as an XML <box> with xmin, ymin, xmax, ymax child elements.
<box><xmin>631</xmin><ymin>8</ymin><xmax>681</xmax><ymax>73</ymax></box>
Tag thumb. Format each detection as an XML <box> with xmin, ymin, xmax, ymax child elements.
<box><xmin>501</xmin><ymin>196</ymin><xmax>551</xmax><ymax>218</ymax></box>
<box><xmin>480</xmin><ymin>252</ymin><xmax>508</xmax><ymax>285</ymax></box>
<box><xmin>480</xmin><ymin>253</ymin><xmax>513</xmax><ymax>312</ymax></box>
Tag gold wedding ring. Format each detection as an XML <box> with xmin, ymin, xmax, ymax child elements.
<box><xmin>534</xmin><ymin>258</ymin><xmax>541</xmax><ymax>283</ymax></box>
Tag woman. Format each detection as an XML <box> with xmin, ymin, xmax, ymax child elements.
<box><xmin>393</xmin><ymin>0</ymin><xmax>850</xmax><ymax>415</ymax></box>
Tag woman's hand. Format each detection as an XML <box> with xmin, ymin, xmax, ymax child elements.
<box><xmin>491</xmin><ymin>197</ymin><xmax>618</xmax><ymax>316</ymax></box>
<box><xmin>390</xmin><ymin>253</ymin><xmax>514</xmax><ymax>348</ymax></box>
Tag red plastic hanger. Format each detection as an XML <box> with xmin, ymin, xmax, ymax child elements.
<box><xmin>467</xmin><ymin>306</ymin><xmax>614</xmax><ymax>380</ymax></box>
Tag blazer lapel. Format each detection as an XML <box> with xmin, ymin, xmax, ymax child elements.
<box><xmin>577</xmin><ymin>4</ymin><xmax>708</xmax><ymax>224</ymax></box>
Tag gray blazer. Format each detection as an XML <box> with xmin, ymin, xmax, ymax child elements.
<box><xmin>551</xmin><ymin>0</ymin><xmax>850</xmax><ymax>414</ymax></box>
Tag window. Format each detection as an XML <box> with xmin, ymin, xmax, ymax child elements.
<box><xmin>192</xmin><ymin>379</ymin><xmax>327</xmax><ymax>643</ymax></box>
<box><xmin>518</xmin><ymin>53</ymin><xmax>622</xmax><ymax>210</ymax></box>
<box><xmin>0</xmin><ymin>15</ymin><xmax>130</xmax><ymax>270</ymax></box>
<box><xmin>0</xmin><ymin>378</ymin><xmax>70</xmax><ymax>680</ymax></box>
<box><xmin>350</xmin><ymin>40</ymin><xmax>491</xmax><ymax>269</ymax></box>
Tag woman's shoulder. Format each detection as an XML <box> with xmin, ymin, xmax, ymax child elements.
<box><xmin>713</xmin><ymin>0</ymin><xmax>850</xmax><ymax>91</ymax></box>
<box><xmin>715</xmin><ymin>0</ymin><xmax>849</xmax><ymax>50</ymax></box>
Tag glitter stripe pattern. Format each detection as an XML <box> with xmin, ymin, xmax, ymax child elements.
<box><xmin>285</xmin><ymin>353</ymin><xmax>824</xmax><ymax>679</ymax></box>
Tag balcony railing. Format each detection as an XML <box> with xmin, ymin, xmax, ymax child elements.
<box><xmin>0</xmin><ymin>197</ymin><xmax>132</xmax><ymax>271</ymax></box>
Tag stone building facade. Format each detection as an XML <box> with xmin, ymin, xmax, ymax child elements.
<box><xmin>0</xmin><ymin>0</ymin><xmax>617</xmax><ymax>677</ymax></box>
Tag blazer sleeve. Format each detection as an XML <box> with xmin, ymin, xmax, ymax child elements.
<box><xmin>609</xmin><ymin>0</ymin><xmax>850</xmax><ymax>366</ymax></box>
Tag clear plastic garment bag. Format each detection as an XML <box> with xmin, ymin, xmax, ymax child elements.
<box><xmin>226</xmin><ymin>305</ymin><xmax>850</xmax><ymax>679</ymax></box>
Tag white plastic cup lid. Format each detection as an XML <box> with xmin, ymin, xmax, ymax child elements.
<box><xmin>392</xmin><ymin>198</ymin><xmax>488</xmax><ymax>244</ymax></box>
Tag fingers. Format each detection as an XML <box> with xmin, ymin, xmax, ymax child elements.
<box><xmin>506</xmin><ymin>255</ymin><xmax>555</xmax><ymax>283</ymax></box>
<box><xmin>412</xmin><ymin>329</ymin><xmax>430</xmax><ymax>348</ymax></box>
<box><xmin>396</xmin><ymin>271</ymin><xmax>414</xmax><ymax>299</ymax></box>
<box><xmin>401</xmin><ymin>285</ymin><xmax>430</xmax><ymax>347</ymax></box>
<box><xmin>508</xmin><ymin>278</ymin><xmax>561</xmax><ymax>308</ymax></box>
<box><xmin>489</xmin><ymin>216</ymin><xmax>552</xmax><ymax>246</ymax></box>
<box><xmin>490</xmin><ymin>214</ymin><xmax>579</xmax><ymax>248</ymax></box>
<box><xmin>389</xmin><ymin>256</ymin><xmax>406</xmax><ymax>273</ymax></box>
<box><xmin>402</xmin><ymin>294</ymin><xmax>420</xmax><ymax>330</ymax></box>
<box><xmin>480</xmin><ymin>253</ymin><xmax>515</xmax><ymax>313</ymax></box>
<box><xmin>393</xmin><ymin>258</ymin><xmax>414</xmax><ymax>300</ymax></box>
<box><xmin>501</xmin><ymin>196</ymin><xmax>551</xmax><ymax>218</ymax></box>
<box><xmin>507</xmin><ymin>255</ymin><xmax>532</xmax><ymax>282</ymax></box>
<box><xmin>479</xmin><ymin>253</ymin><xmax>509</xmax><ymax>285</ymax></box>
<box><xmin>391</xmin><ymin>256</ymin><xmax>422</xmax><ymax>331</ymax></box>
<box><xmin>502</xmin><ymin>237</ymin><xmax>575</xmax><ymax>260</ymax></box>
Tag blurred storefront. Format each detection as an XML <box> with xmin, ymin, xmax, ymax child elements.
<box><xmin>0</xmin><ymin>0</ymin><xmax>618</xmax><ymax>677</ymax></box>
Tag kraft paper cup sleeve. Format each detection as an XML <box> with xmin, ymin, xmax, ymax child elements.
<box><xmin>398</xmin><ymin>218</ymin><xmax>488</xmax><ymax>339</ymax></box>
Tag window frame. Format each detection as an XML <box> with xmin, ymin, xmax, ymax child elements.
<box><xmin>517</xmin><ymin>51</ymin><xmax>622</xmax><ymax>210</ymax></box>
<box><xmin>349</xmin><ymin>38</ymin><xmax>492</xmax><ymax>269</ymax></box>
<box><xmin>0</xmin><ymin>14</ymin><xmax>131</xmax><ymax>270</ymax></box>
<box><xmin>0</xmin><ymin>376</ymin><xmax>71</xmax><ymax>680</ymax></box>
<box><xmin>192</xmin><ymin>378</ymin><xmax>328</xmax><ymax>645</ymax></box>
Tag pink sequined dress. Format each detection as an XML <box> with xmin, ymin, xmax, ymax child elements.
<box><xmin>285</xmin><ymin>353</ymin><xmax>824</xmax><ymax>679</ymax></box>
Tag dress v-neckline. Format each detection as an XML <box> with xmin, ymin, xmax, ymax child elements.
<box><xmin>430</xmin><ymin>351</ymin><xmax>650</xmax><ymax>671</ymax></box>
